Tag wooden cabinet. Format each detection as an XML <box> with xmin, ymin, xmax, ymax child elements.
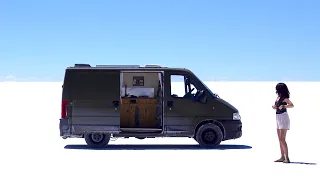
<box><xmin>120</xmin><ymin>100</ymin><xmax>136</xmax><ymax>128</ymax></box>
<box><xmin>120</xmin><ymin>98</ymin><xmax>158</xmax><ymax>128</ymax></box>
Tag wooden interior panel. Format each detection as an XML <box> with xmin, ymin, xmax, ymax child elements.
<box><xmin>120</xmin><ymin>100</ymin><xmax>136</xmax><ymax>128</ymax></box>
<box><xmin>120</xmin><ymin>98</ymin><xmax>158</xmax><ymax>128</ymax></box>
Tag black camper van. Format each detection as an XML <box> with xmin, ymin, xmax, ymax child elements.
<box><xmin>59</xmin><ymin>64</ymin><xmax>242</xmax><ymax>148</ymax></box>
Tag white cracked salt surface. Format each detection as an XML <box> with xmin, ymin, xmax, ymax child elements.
<box><xmin>0</xmin><ymin>82</ymin><xmax>319</xmax><ymax>180</ymax></box>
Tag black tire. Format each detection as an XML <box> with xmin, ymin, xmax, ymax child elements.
<box><xmin>195</xmin><ymin>123</ymin><xmax>223</xmax><ymax>148</ymax></box>
<box><xmin>84</xmin><ymin>132</ymin><xmax>111</xmax><ymax>148</ymax></box>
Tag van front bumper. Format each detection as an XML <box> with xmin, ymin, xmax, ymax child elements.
<box><xmin>220</xmin><ymin>120</ymin><xmax>242</xmax><ymax>140</ymax></box>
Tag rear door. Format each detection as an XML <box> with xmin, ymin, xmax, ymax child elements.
<box><xmin>67</xmin><ymin>69</ymin><xmax>121</xmax><ymax>133</ymax></box>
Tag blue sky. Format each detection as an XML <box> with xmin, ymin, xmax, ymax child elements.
<box><xmin>0</xmin><ymin>0</ymin><xmax>319</xmax><ymax>81</ymax></box>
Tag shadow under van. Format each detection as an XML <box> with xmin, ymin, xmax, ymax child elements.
<box><xmin>59</xmin><ymin>64</ymin><xmax>242</xmax><ymax>149</ymax></box>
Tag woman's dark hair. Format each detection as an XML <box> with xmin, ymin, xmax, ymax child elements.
<box><xmin>276</xmin><ymin>82</ymin><xmax>290</xmax><ymax>98</ymax></box>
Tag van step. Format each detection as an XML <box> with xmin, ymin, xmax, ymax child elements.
<box><xmin>120</xmin><ymin>128</ymin><xmax>162</xmax><ymax>132</ymax></box>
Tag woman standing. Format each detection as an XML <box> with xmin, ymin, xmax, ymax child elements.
<box><xmin>272</xmin><ymin>82</ymin><xmax>294</xmax><ymax>163</ymax></box>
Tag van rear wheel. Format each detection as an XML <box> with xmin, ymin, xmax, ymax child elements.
<box><xmin>84</xmin><ymin>132</ymin><xmax>110</xmax><ymax>148</ymax></box>
<box><xmin>196</xmin><ymin>123</ymin><xmax>223</xmax><ymax>148</ymax></box>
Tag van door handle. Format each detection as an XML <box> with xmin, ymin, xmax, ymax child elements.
<box><xmin>113</xmin><ymin>101</ymin><xmax>119</xmax><ymax>111</ymax></box>
<box><xmin>167</xmin><ymin>101</ymin><xmax>173</xmax><ymax>110</ymax></box>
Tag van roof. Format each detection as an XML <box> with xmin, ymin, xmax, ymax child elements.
<box><xmin>67</xmin><ymin>64</ymin><xmax>192</xmax><ymax>72</ymax></box>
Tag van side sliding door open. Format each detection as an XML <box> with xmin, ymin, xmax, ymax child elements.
<box><xmin>119</xmin><ymin>71</ymin><xmax>164</xmax><ymax>133</ymax></box>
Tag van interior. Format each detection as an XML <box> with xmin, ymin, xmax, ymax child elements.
<box><xmin>119</xmin><ymin>71</ymin><xmax>163</xmax><ymax>132</ymax></box>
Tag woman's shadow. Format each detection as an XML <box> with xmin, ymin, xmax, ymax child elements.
<box><xmin>287</xmin><ymin>161</ymin><xmax>317</xmax><ymax>165</ymax></box>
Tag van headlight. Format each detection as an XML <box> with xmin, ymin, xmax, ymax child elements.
<box><xmin>233</xmin><ymin>112</ymin><xmax>241</xmax><ymax>120</ymax></box>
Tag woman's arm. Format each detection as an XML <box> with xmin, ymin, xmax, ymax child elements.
<box><xmin>281</xmin><ymin>98</ymin><xmax>294</xmax><ymax>109</ymax></box>
<box><xmin>272</xmin><ymin>105</ymin><xmax>277</xmax><ymax>109</ymax></box>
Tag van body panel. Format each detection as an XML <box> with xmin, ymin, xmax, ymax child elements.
<box><xmin>71</xmin><ymin>100</ymin><xmax>120</xmax><ymax>125</ymax></box>
<box><xmin>217</xmin><ymin>120</ymin><xmax>242</xmax><ymax>140</ymax></box>
<box><xmin>64</xmin><ymin>69</ymin><xmax>121</xmax><ymax>101</ymax></box>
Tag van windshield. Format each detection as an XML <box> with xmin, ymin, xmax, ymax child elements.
<box><xmin>191</xmin><ymin>73</ymin><xmax>218</xmax><ymax>98</ymax></box>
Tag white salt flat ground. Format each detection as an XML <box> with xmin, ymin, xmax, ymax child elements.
<box><xmin>0</xmin><ymin>82</ymin><xmax>319</xmax><ymax>180</ymax></box>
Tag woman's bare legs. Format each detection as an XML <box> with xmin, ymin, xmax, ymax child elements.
<box><xmin>275</xmin><ymin>129</ymin><xmax>285</xmax><ymax>162</ymax></box>
<box><xmin>280</xmin><ymin>129</ymin><xmax>290</xmax><ymax>163</ymax></box>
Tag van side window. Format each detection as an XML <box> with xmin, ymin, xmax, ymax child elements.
<box><xmin>170</xmin><ymin>74</ymin><xmax>207</xmax><ymax>103</ymax></box>
<box><xmin>170</xmin><ymin>75</ymin><xmax>185</xmax><ymax>97</ymax></box>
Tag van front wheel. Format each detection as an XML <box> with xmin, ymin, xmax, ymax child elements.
<box><xmin>84</xmin><ymin>132</ymin><xmax>110</xmax><ymax>148</ymax></box>
<box><xmin>196</xmin><ymin>123</ymin><xmax>223</xmax><ymax>148</ymax></box>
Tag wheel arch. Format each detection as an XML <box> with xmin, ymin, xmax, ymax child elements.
<box><xmin>194</xmin><ymin>119</ymin><xmax>226</xmax><ymax>139</ymax></box>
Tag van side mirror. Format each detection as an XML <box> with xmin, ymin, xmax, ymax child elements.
<box><xmin>198</xmin><ymin>90</ymin><xmax>207</xmax><ymax>103</ymax></box>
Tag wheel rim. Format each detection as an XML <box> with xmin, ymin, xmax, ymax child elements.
<box><xmin>202</xmin><ymin>129</ymin><xmax>216</xmax><ymax>144</ymax></box>
<box><xmin>91</xmin><ymin>133</ymin><xmax>104</xmax><ymax>143</ymax></box>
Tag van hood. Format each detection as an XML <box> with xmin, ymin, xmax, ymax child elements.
<box><xmin>215</xmin><ymin>96</ymin><xmax>238</xmax><ymax>113</ymax></box>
